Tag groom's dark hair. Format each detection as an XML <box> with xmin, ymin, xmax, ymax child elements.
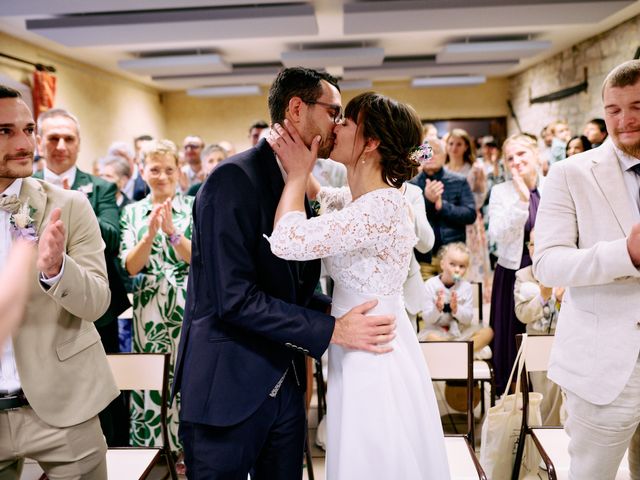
<box><xmin>268</xmin><ymin>67</ymin><xmax>340</xmax><ymax>126</ymax></box>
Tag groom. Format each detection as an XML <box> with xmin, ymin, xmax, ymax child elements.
<box><xmin>174</xmin><ymin>67</ymin><xmax>396</xmax><ymax>479</ymax></box>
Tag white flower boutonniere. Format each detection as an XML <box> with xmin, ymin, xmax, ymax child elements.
<box><xmin>78</xmin><ymin>183</ymin><xmax>93</xmax><ymax>196</ymax></box>
<box><xmin>10</xmin><ymin>201</ymin><xmax>38</xmax><ymax>242</ymax></box>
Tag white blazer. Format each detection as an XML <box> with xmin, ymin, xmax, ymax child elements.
<box><xmin>488</xmin><ymin>179</ymin><xmax>542</xmax><ymax>270</ymax></box>
<box><xmin>403</xmin><ymin>183</ymin><xmax>435</xmax><ymax>314</ymax></box>
<box><xmin>533</xmin><ymin>141</ymin><xmax>640</xmax><ymax>405</ymax></box>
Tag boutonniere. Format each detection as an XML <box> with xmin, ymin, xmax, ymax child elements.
<box><xmin>77</xmin><ymin>183</ymin><xmax>93</xmax><ymax>196</ymax></box>
<box><xmin>10</xmin><ymin>201</ymin><xmax>38</xmax><ymax>242</ymax></box>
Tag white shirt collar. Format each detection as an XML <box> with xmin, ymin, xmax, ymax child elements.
<box><xmin>612</xmin><ymin>143</ymin><xmax>640</xmax><ymax>171</ymax></box>
<box><xmin>1</xmin><ymin>178</ymin><xmax>23</xmax><ymax>198</ymax></box>
<box><xmin>275</xmin><ymin>155</ymin><xmax>287</xmax><ymax>181</ymax></box>
<box><xmin>44</xmin><ymin>166</ymin><xmax>77</xmax><ymax>189</ymax></box>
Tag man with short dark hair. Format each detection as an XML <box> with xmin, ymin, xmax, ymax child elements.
<box><xmin>249</xmin><ymin>120</ymin><xmax>269</xmax><ymax>146</ymax></box>
<box><xmin>583</xmin><ymin>117</ymin><xmax>608</xmax><ymax>148</ymax></box>
<box><xmin>174</xmin><ymin>67</ymin><xmax>395</xmax><ymax>479</ymax></box>
<box><xmin>534</xmin><ymin>59</ymin><xmax>640</xmax><ymax>478</ymax></box>
<box><xmin>181</xmin><ymin>134</ymin><xmax>205</xmax><ymax>189</ymax></box>
<box><xmin>0</xmin><ymin>85</ymin><xmax>117</xmax><ymax>479</ymax></box>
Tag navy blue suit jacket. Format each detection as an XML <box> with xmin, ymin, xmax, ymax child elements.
<box><xmin>173</xmin><ymin>139</ymin><xmax>335</xmax><ymax>427</ymax></box>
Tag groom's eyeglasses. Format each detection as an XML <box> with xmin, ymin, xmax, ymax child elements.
<box><xmin>305</xmin><ymin>100</ymin><xmax>344</xmax><ymax>125</ymax></box>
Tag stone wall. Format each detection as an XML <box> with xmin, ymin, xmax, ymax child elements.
<box><xmin>508</xmin><ymin>14</ymin><xmax>640</xmax><ymax>138</ymax></box>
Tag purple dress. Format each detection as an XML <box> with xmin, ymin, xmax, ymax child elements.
<box><xmin>489</xmin><ymin>188</ymin><xmax>540</xmax><ymax>392</ymax></box>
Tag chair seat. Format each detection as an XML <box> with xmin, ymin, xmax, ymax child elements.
<box><xmin>473</xmin><ymin>360</ymin><xmax>491</xmax><ymax>380</ymax></box>
<box><xmin>445</xmin><ymin>436</ymin><xmax>482</xmax><ymax>480</ymax></box>
<box><xmin>532</xmin><ymin>427</ymin><xmax>630</xmax><ymax>480</ymax></box>
<box><xmin>107</xmin><ymin>448</ymin><xmax>161</xmax><ymax>480</ymax></box>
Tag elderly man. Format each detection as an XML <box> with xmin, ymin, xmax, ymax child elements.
<box><xmin>534</xmin><ymin>60</ymin><xmax>640</xmax><ymax>479</ymax></box>
<box><xmin>34</xmin><ymin>108</ymin><xmax>129</xmax><ymax>447</ymax></box>
<box><xmin>0</xmin><ymin>86</ymin><xmax>118</xmax><ymax>478</ymax></box>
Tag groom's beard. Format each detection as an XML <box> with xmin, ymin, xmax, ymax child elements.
<box><xmin>317</xmin><ymin>134</ymin><xmax>335</xmax><ymax>159</ymax></box>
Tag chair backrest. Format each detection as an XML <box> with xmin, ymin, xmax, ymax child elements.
<box><xmin>521</xmin><ymin>334</ymin><xmax>554</xmax><ymax>373</ymax></box>
<box><xmin>471</xmin><ymin>282</ymin><xmax>483</xmax><ymax>324</ymax></box>
<box><xmin>107</xmin><ymin>353</ymin><xmax>169</xmax><ymax>391</ymax></box>
<box><xmin>420</xmin><ymin>341</ymin><xmax>475</xmax><ymax>445</ymax></box>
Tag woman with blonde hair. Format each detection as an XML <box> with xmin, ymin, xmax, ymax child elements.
<box><xmin>119</xmin><ymin>139</ymin><xmax>193</xmax><ymax>460</ymax></box>
<box><xmin>488</xmin><ymin>133</ymin><xmax>542</xmax><ymax>392</ymax></box>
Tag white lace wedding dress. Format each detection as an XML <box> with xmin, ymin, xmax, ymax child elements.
<box><xmin>269</xmin><ymin>186</ymin><xmax>450</xmax><ymax>480</ymax></box>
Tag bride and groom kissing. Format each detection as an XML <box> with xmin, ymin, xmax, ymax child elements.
<box><xmin>173</xmin><ymin>67</ymin><xmax>449</xmax><ymax>479</ymax></box>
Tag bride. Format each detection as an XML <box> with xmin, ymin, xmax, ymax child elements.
<box><xmin>267</xmin><ymin>92</ymin><xmax>450</xmax><ymax>479</ymax></box>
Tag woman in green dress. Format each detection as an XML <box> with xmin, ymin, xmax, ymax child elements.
<box><xmin>119</xmin><ymin>139</ymin><xmax>193</xmax><ymax>453</ymax></box>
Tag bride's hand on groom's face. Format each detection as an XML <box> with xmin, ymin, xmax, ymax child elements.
<box><xmin>267</xmin><ymin>120</ymin><xmax>319</xmax><ymax>179</ymax></box>
<box><xmin>331</xmin><ymin>300</ymin><xmax>396</xmax><ymax>354</ymax></box>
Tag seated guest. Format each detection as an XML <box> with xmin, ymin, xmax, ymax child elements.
<box><xmin>582</xmin><ymin>117</ymin><xmax>608</xmax><ymax>148</ymax></box>
<box><xmin>186</xmin><ymin>144</ymin><xmax>228</xmax><ymax>196</ymax></box>
<box><xmin>419</xmin><ymin>242</ymin><xmax>493</xmax><ymax>358</ymax></box>
<box><xmin>100</xmin><ymin>155</ymin><xmax>132</xmax><ymax>210</ymax></box>
<box><xmin>514</xmin><ymin>229</ymin><xmax>565</xmax><ymax>425</ymax></box>
<box><xmin>565</xmin><ymin>135</ymin><xmax>592</xmax><ymax>158</ymax></box>
<box><xmin>410</xmin><ymin>138</ymin><xmax>476</xmax><ymax>279</ymax></box>
<box><xmin>119</xmin><ymin>139</ymin><xmax>193</xmax><ymax>458</ymax></box>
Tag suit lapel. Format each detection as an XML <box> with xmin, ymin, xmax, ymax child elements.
<box><xmin>71</xmin><ymin>169</ymin><xmax>97</xmax><ymax>209</ymax></box>
<box><xmin>19</xmin><ymin>178</ymin><xmax>47</xmax><ymax>236</ymax></box>
<box><xmin>592</xmin><ymin>143</ymin><xmax>635</xmax><ymax>236</ymax></box>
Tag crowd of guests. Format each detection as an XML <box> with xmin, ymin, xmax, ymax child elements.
<box><xmin>11</xmin><ymin>84</ymin><xmax>611</xmax><ymax>465</ymax></box>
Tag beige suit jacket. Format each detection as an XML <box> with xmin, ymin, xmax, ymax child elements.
<box><xmin>533</xmin><ymin>141</ymin><xmax>640</xmax><ymax>405</ymax></box>
<box><xmin>13</xmin><ymin>178</ymin><xmax>119</xmax><ymax>427</ymax></box>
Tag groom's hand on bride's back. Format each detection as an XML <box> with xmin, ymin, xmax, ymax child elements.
<box><xmin>331</xmin><ymin>300</ymin><xmax>396</xmax><ymax>354</ymax></box>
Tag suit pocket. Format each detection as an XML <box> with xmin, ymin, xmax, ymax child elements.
<box><xmin>56</xmin><ymin>327</ymin><xmax>101</xmax><ymax>361</ymax></box>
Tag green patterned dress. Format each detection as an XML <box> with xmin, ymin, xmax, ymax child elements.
<box><xmin>119</xmin><ymin>193</ymin><xmax>193</xmax><ymax>451</ymax></box>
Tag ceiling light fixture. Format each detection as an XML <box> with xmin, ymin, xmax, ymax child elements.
<box><xmin>411</xmin><ymin>75</ymin><xmax>486</xmax><ymax>88</ymax></box>
<box><xmin>118</xmin><ymin>54</ymin><xmax>231</xmax><ymax>76</ymax></box>
<box><xmin>437</xmin><ymin>40</ymin><xmax>551</xmax><ymax>63</ymax></box>
<box><xmin>281</xmin><ymin>47</ymin><xmax>384</xmax><ymax>68</ymax></box>
<box><xmin>187</xmin><ymin>85</ymin><xmax>262</xmax><ymax>97</ymax></box>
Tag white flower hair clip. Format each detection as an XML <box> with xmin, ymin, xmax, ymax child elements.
<box><xmin>409</xmin><ymin>141</ymin><xmax>433</xmax><ymax>163</ymax></box>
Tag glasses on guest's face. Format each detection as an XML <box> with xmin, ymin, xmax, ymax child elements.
<box><xmin>305</xmin><ymin>100</ymin><xmax>344</xmax><ymax>124</ymax></box>
<box><xmin>184</xmin><ymin>144</ymin><xmax>202</xmax><ymax>150</ymax></box>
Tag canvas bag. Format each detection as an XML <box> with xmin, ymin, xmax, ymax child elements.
<box><xmin>479</xmin><ymin>334</ymin><xmax>543</xmax><ymax>479</ymax></box>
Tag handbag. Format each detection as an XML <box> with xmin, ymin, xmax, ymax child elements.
<box><xmin>479</xmin><ymin>334</ymin><xmax>543</xmax><ymax>479</ymax></box>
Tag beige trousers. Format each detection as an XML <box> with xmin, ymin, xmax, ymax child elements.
<box><xmin>0</xmin><ymin>407</ymin><xmax>107</xmax><ymax>480</ymax></box>
<box><xmin>564</xmin><ymin>358</ymin><xmax>640</xmax><ymax>480</ymax></box>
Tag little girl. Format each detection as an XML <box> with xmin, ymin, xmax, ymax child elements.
<box><xmin>419</xmin><ymin>242</ymin><xmax>493</xmax><ymax>357</ymax></box>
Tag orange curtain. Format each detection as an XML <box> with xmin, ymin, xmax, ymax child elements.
<box><xmin>32</xmin><ymin>70</ymin><xmax>57</xmax><ymax>120</ymax></box>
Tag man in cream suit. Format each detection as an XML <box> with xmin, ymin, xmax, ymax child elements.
<box><xmin>0</xmin><ymin>85</ymin><xmax>118</xmax><ymax>478</ymax></box>
<box><xmin>533</xmin><ymin>60</ymin><xmax>640</xmax><ymax>479</ymax></box>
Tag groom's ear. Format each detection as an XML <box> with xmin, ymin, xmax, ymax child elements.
<box><xmin>286</xmin><ymin>96</ymin><xmax>304</xmax><ymax>123</ymax></box>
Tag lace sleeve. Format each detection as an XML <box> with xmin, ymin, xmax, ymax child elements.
<box><xmin>268</xmin><ymin>191</ymin><xmax>396</xmax><ymax>261</ymax></box>
<box><xmin>316</xmin><ymin>186</ymin><xmax>351</xmax><ymax>213</ymax></box>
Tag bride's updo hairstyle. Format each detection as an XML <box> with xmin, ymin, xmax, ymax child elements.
<box><xmin>344</xmin><ymin>92</ymin><xmax>422</xmax><ymax>188</ymax></box>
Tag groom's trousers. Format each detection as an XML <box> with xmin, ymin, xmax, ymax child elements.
<box><xmin>179</xmin><ymin>370</ymin><xmax>306</xmax><ymax>480</ymax></box>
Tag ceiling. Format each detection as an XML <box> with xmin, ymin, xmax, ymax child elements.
<box><xmin>1</xmin><ymin>0</ymin><xmax>640</xmax><ymax>94</ymax></box>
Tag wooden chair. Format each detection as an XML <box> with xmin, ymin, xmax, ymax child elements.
<box><xmin>421</xmin><ymin>340</ymin><xmax>487</xmax><ymax>480</ymax></box>
<box><xmin>106</xmin><ymin>353</ymin><xmax>178</xmax><ymax>480</ymax></box>
<box><xmin>471</xmin><ymin>282</ymin><xmax>496</xmax><ymax>414</ymax></box>
<box><xmin>511</xmin><ymin>334</ymin><xmax>630</xmax><ymax>480</ymax></box>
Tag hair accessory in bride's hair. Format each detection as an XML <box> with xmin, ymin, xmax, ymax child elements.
<box><xmin>409</xmin><ymin>141</ymin><xmax>433</xmax><ymax>163</ymax></box>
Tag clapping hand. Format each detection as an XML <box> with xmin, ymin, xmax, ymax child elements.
<box><xmin>159</xmin><ymin>198</ymin><xmax>176</xmax><ymax>235</ymax></box>
<box><xmin>511</xmin><ymin>168</ymin><xmax>530</xmax><ymax>202</ymax></box>
<box><xmin>627</xmin><ymin>223</ymin><xmax>640</xmax><ymax>267</ymax></box>
<box><xmin>0</xmin><ymin>240</ymin><xmax>35</xmax><ymax>344</ymax></box>
<box><xmin>435</xmin><ymin>290</ymin><xmax>445</xmax><ymax>312</ymax></box>
<box><xmin>267</xmin><ymin>120</ymin><xmax>319</xmax><ymax>180</ymax></box>
<box><xmin>425</xmin><ymin>179</ymin><xmax>444</xmax><ymax>210</ymax></box>
<box><xmin>145</xmin><ymin>204</ymin><xmax>164</xmax><ymax>242</ymax></box>
<box><xmin>450</xmin><ymin>290</ymin><xmax>458</xmax><ymax>314</ymax></box>
<box><xmin>37</xmin><ymin>208</ymin><xmax>65</xmax><ymax>278</ymax></box>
